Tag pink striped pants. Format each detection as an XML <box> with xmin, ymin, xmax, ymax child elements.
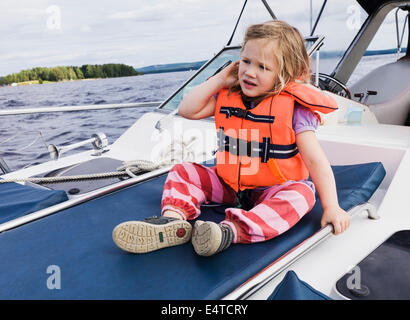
<box><xmin>161</xmin><ymin>162</ymin><xmax>316</xmax><ymax>244</ymax></box>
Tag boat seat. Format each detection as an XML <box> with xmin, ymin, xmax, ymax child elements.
<box><xmin>0</xmin><ymin>181</ymin><xmax>68</xmax><ymax>225</ymax></box>
<box><xmin>348</xmin><ymin>58</ymin><xmax>410</xmax><ymax>125</ymax></box>
<box><xmin>268</xmin><ymin>270</ymin><xmax>331</xmax><ymax>300</ymax></box>
<box><xmin>0</xmin><ymin>161</ymin><xmax>385</xmax><ymax>299</ymax></box>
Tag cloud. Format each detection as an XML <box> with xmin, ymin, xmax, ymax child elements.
<box><xmin>81</xmin><ymin>25</ymin><xmax>91</xmax><ymax>32</ymax></box>
<box><xmin>0</xmin><ymin>0</ymin><xmax>402</xmax><ymax>76</ymax></box>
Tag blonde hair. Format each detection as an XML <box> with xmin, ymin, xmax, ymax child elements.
<box><xmin>230</xmin><ymin>20</ymin><xmax>311</xmax><ymax>97</ymax></box>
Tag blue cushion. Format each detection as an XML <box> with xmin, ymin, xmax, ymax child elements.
<box><xmin>268</xmin><ymin>270</ymin><xmax>332</xmax><ymax>300</ymax></box>
<box><xmin>0</xmin><ymin>162</ymin><xmax>385</xmax><ymax>299</ymax></box>
<box><xmin>0</xmin><ymin>181</ymin><xmax>68</xmax><ymax>224</ymax></box>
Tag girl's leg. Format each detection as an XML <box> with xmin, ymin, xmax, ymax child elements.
<box><xmin>221</xmin><ymin>181</ymin><xmax>316</xmax><ymax>244</ymax></box>
<box><xmin>112</xmin><ymin>162</ymin><xmax>235</xmax><ymax>254</ymax></box>
<box><xmin>161</xmin><ymin>162</ymin><xmax>237</xmax><ymax>220</ymax></box>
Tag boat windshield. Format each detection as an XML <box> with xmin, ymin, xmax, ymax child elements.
<box><xmin>160</xmin><ymin>48</ymin><xmax>241</xmax><ymax>112</ymax></box>
<box><xmin>348</xmin><ymin>7</ymin><xmax>409</xmax><ymax>86</ymax></box>
<box><xmin>160</xmin><ymin>35</ymin><xmax>324</xmax><ymax>112</ymax></box>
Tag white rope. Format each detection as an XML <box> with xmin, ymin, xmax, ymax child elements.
<box><xmin>0</xmin><ymin>171</ymin><xmax>129</xmax><ymax>184</ymax></box>
<box><xmin>17</xmin><ymin>135</ymin><xmax>42</xmax><ymax>152</ymax></box>
<box><xmin>0</xmin><ymin>133</ymin><xmax>19</xmax><ymax>146</ymax></box>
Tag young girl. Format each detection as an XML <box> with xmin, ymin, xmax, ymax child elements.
<box><xmin>112</xmin><ymin>20</ymin><xmax>350</xmax><ymax>256</ymax></box>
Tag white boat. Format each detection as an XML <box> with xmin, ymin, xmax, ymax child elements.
<box><xmin>0</xmin><ymin>0</ymin><xmax>409</xmax><ymax>300</ymax></box>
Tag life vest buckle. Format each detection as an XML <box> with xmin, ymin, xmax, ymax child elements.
<box><xmin>232</xmin><ymin>108</ymin><xmax>248</xmax><ymax>119</ymax></box>
<box><xmin>236</xmin><ymin>139</ymin><xmax>253</xmax><ymax>157</ymax></box>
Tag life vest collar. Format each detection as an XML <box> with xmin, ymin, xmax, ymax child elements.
<box><xmin>281</xmin><ymin>82</ymin><xmax>338</xmax><ymax>114</ymax></box>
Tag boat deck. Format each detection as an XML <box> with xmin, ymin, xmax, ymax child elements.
<box><xmin>0</xmin><ymin>162</ymin><xmax>385</xmax><ymax>299</ymax></box>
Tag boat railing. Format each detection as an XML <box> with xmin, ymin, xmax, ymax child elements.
<box><xmin>0</xmin><ymin>101</ymin><xmax>162</xmax><ymax>116</ymax></box>
<box><xmin>395</xmin><ymin>7</ymin><xmax>409</xmax><ymax>56</ymax></box>
<box><xmin>0</xmin><ymin>101</ymin><xmax>163</xmax><ymax>172</ymax></box>
<box><xmin>0</xmin><ymin>164</ymin><xmax>174</xmax><ymax>233</ymax></box>
<box><xmin>222</xmin><ymin>202</ymin><xmax>379</xmax><ymax>300</ymax></box>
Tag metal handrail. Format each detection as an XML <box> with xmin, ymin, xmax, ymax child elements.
<box><xmin>0</xmin><ymin>164</ymin><xmax>173</xmax><ymax>233</ymax></box>
<box><xmin>0</xmin><ymin>101</ymin><xmax>161</xmax><ymax>116</ymax></box>
<box><xmin>222</xmin><ymin>202</ymin><xmax>378</xmax><ymax>300</ymax></box>
<box><xmin>395</xmin><ymin>8</ymin><xmax>409</xmax><ymax>55</ymax></box>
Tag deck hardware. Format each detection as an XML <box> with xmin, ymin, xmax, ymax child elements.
<box><xmin>362</xmin><ymin>90</ymin><xmax>377</xmax><ymax>104</ymax></box>
<box><xmin>348</xmin><ymin>284</ymin><xmax>370</xmax><ymax>297</ymax></box>
<box><xmin>354</xmin><ymin>93</ymin><xmax>364</xmax><ymax>102</ymax></box>
<box><xmin>48</xmin><ymin>132</ymin><xmax>108</xmax><ymax>160</ymax></box>
<box><xmin>68</xmin><ymin>188</ymin><xmax>80</xmax><ymax>195</ymax></box>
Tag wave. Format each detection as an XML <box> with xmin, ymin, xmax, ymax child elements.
<box><xmin>118</xmin><ymin>87</ymin><xmax>132</xmax><ymax>92</ymax></box>
<box><xmin>93</xmin><ymin>100</ymin><xmax>107</xmax><ymax>105</ymax></box>
<box><xmin>49</xmin><ymin>131</ymin><xmax>71</xmax><ymax>140</ymax></box>
<box><xmin>5</xmin><ymin>99</ymin><xmax>25</xmax><ymax>107</ymax></box>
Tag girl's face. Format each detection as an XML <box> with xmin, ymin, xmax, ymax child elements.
<box><xmin>238</xmin><ymin>39</ymin><xmax>277</xmax><ymax>98</ymax></box>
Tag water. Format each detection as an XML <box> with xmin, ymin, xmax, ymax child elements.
<box><xmin>0</xmin><ymin>54</ymin><xmax>397</xmax><ymax>171</ymax></box>
<box><xmin>0</xmin><ymin>71</ymin><xmax>194</xmax><ymax>171</ymax></box>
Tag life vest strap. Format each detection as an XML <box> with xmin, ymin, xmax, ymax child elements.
<box><xmin>220</xmin><ymin>106</ymin><xmax>275</xmax><ymax>123</ymax></box>
<box><xmin>217</xmin><ymin>128</ymin><xmax>298</xmax><ymax>162</ymax></box>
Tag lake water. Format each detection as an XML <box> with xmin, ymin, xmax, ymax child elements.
<box><xmin>0</xmin><ymin>54</ymin><xmax>399</xmax><ymax>171</ymax></box>
<box><xmin>0</xmin><ymin>71</ymin><xmax>194</xmax><ymax>171</ymax></box>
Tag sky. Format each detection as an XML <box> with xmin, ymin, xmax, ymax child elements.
<box><xmin>0</xmin><ymin>0</ymin><xmax>407</xmax><ymax>76</ymax></box>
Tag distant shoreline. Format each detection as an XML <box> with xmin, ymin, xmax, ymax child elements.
<box><xmin>0</xmin><ymin>63</ymin><xmax>140</xmax><ymax>87</ymax></box>
<box><xmin>5</xmin><ymin>76</ymin><xmax>132</xmax><ymax>87</ymax></box>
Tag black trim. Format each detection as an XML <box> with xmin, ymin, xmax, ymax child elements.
<box><xmin>220</xmin><ymin>106</ymin><xmax>275</xmax><ymax>123</ymax></box>
<box><xmin>357</xmin><ymin>0</ymin><xmax>406</xmax><ymax>15</ymax></box>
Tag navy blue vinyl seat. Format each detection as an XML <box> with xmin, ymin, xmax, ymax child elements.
<box><xmin>0</xmin><ymin>162</ymin><xmax>385</xmax><ymax>299</ymax></box>
<box><xmin>0</xmin><ymin>181</ymin><xmax>68</xmax><ymax>224</ymax></box>
<box><xmin>268</xmin><ymin>270</ymin><xmax>332</xmax><ymax>300</ymax></box>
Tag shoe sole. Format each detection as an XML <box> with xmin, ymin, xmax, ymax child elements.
<box><xmin>112</xmin><ymin>220</ymin><xmax>192</xmax><ymax>253</ymax></box>
<box><xmin>191</xmin><ymin>221</ymin><xmax>222</xmax><ymax>256</ymax></box>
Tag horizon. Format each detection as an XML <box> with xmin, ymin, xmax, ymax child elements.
<box><xmin>0</xmin><ymin>0</ymin><xmax>408</xmax><ymax>77</ymax></box>
<box><xmin>1</xmin><ymin>47</ymin><xmax>407</xmax><ymax>79</ymax></box>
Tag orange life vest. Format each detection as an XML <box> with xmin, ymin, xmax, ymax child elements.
<box><xmin>214</xmin><ymin>82</ymin><xmax>338</xmax><ymax>192</ymax></box>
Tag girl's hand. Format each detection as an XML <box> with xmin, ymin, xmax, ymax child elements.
<box><xmin>215</xmin><ymin>60</ymin><xmax>239</xmax><ymax>88</ymax></box>
<box><xmin>178</xmin><ymin>60</ymin><xmax>239</xmax><ymax>120</ymax></box>
<box><xmin>320</xmin><ymin>205</ymin><xmax>351</xmax><ymax>235</ymax></box>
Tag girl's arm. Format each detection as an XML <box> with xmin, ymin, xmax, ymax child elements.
<box><xmin>178</xmin><ymin>61</ymin><xmax>239</xmax><ymax>120</ymax></box>
<box><xmin>296</xmin><ymin>131</ymin><xmax>350</xmax><ymax>234</ymax></box>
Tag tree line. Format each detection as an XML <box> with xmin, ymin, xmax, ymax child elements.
<box><xmin>0</xmin><ymin>64</ymin><xmax>142</xmax><ymax>85</ymax></box>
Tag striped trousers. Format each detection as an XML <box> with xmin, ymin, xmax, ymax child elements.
<box><xmin>161</xmin><ymin>162</ymin><xmax>316</xmax><ymax>244</ymax></box>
